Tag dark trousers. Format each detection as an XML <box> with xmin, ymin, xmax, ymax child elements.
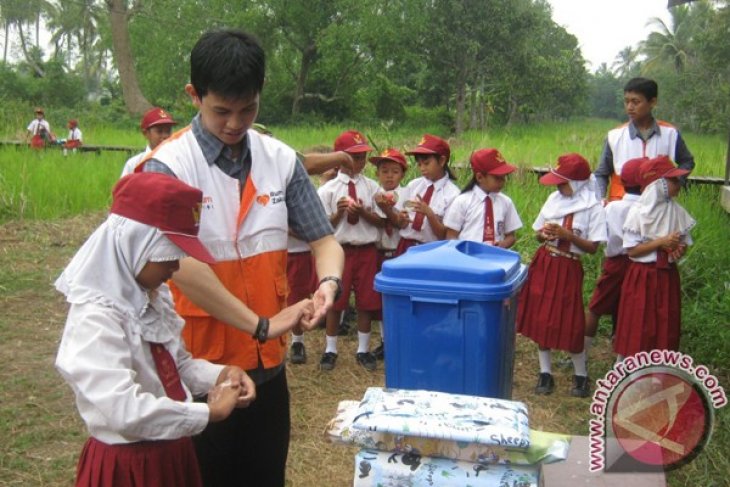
<box><xmin>193</xmin><ymin>369</ymin><xmax>290</xmax><ymax>487</ymax></box>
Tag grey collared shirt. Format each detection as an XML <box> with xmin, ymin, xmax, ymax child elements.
<box><xmin>143</xmin><ymin>114</ymin><xmax>332</xmax><ymax>242</ymax></box>
<box><xmin>595</xmin><ymin>118</ymin><xmax>694</xmax><ymax>197</ymax></box>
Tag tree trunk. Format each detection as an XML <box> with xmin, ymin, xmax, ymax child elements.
<box><xmin>105</xmin><ymin>0</ymin><xmax>151</xmax><ymax>116</ymax></box>
<box><xmin>291</xmin><ymin>43</ymin><xmax>317</xmax><ymax>117</ymax></box>
<box><xmin>454</xmin><ymin>63</ymin><xmax>468</xmax><ymax>137</ymax></box>
<box><xmin>16</xmin><ymin>22</ymin><xmax>44</xmax><ymax>77</ymax></box>
<box><xmin>3</xmin><ymin>21</ymin><xmax>9</xmax><ymax>63</ymax></box>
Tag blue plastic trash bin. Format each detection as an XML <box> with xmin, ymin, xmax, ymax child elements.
<box><xmin>374</xmin><ymin>240</ymin><xmax>528</xmax><ymax>399</ymax></box>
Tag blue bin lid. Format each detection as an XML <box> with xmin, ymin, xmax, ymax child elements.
<box><xmin>375</xmin><ymin>240</ymin><xmax>527</xmax><ymax>300</ymax></box>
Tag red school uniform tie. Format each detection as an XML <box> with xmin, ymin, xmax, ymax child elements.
<box><xmin>411</xmin><ymin>184</ymin><xmax>434</xmax><ymax>231</ymax></box>
<box><xmin>347</xmin><ymin>181</ymin><xmax>359</xmax><ymax>225</ymax></box>
<box><xmin>557</xmin><ymin>213</ymin><xmax>574</xmax><ymax>252</ymax></box>
<box><xmin>149</xmin><ymin>343</ymin><xmax>187</xmax><ymax>401</ymax></box>
<box><xmin>482</xmin><ymin>195</ymin><xmax>495</xmax><ymax>244</ymax></box>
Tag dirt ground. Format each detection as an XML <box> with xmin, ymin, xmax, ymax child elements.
<box><xmin>0</xmin><ymin>213</ymin><xmax>675</xmax><ymax>486</ymax></box>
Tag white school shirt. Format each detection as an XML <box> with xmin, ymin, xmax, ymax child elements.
<box><xmin>287</xmin><ymin>234</ymin><xmax>310</xmax><ymax>254</ymax></box>
<box><xmin>376</xmin><ymin>186</ymin><xmax>405</xmax><ymax>251</ymax></box>
<box><xmin>318</xmin><ymin>172</ymin><xmax>383</xmax><ymax>245</ymax></box>
<box><xmin>55</xmin><ymin>286</ymin><xmax>223</xmax><ymax>444</ymax></box>
<box><xmin>27</xmin><ymin>119</ymin><xmax>50</xmax><ymax>135</ymax></box>
<box><xmin>396</xmin><ymin>174</ymin><xmax>460</xmax><ymax>242</ymax></box>
<box><xmin>443</xmin><ymin>186</ymin><xmax>522</xmax><ymax>243</ymax></box>
<box><xmin>603</xmin><ymin>194</ymin><xmax>639</xmax><ymax>257</ymax></box>
<box><xmin>623</xmin><ymin>230</ymin><xmax>693</xmax><ymax>263</ymax></box>
<box><xmin>68</xmin><ymin>127</ymin><xmax>83</xmax><ymax>141</ymax></box>
<box><xmin>532</xmin><ymin>203</ymin><xmax>607</xmax><ymax>255</ymax></box>
<box><xmin>121</xmin><ymin>146</ymin><xmax>151</xmax><ymax>177</ymax></box>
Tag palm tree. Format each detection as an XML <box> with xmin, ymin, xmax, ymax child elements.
<box><xmin>611</xmin><ymin>46</ymin><xmax>640</xmax><ymax>79</ymax></box>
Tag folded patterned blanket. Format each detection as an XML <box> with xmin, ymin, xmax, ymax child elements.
<box><xmin>350</xmin><ymin>388</ymin><xmax>531</xmax><ymax>448</ymax></box>
<box><xmin>327</xmin><ymin>399</ymin><xmax>569</xmax><ymax>466</ymax></box>
<box><xmin>353</xmin><ymin>448</ymin><xmax>539</xmax><ymax>487</ymax></box>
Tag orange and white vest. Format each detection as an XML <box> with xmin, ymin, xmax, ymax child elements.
<box><xmin>149</xmin><ymin>127</ymin><xmax>296</xmax><ymax>369</ymax></box>
<box><xmin>606</xmin><ymin>121</ymin><xmax>679</xmax><ymax>201</ymax></box>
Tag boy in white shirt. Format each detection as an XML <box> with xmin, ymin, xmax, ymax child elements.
<box><xmin>121</xmin><ymin>107</ymin><xmax>178</xmax><ymax>176</ymax></box>
<box><xmin>317</xmin><ymin>130</ymin><xmax>384</xmax><ymax>371</ymax></box>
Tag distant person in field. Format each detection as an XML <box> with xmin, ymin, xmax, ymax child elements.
<box><xmin>595</xmin><ymin>77</ymin><xmax>694</xmax><ymax>202</ymax></box>
<box><xmin>121</xmin><ymin>107</ymin><xmax>178</xmax><ymax>176</ymax></box>
<box><xmin>613</xmin><ymin>156</ymin><xmax>695</xmax><ymax>360</ymax></box>
<box><xmin>138</xmin><ymin>29</ymin><xmax>343</xmax><ymax>487</ymax></box>
<box><xmin>584</xmin><ymin>157</ymin><xmax>645</xmax><ymax>362</ymax></box>
<box><xmin>63</xmin><ymin>119</ymin><xmax>83</xmax><ymax>154</ymax></box>
<box><xmin>444</xmin><ymin>148</ymin><xmax>522</xmax><ymax>248</ymax></box>
<box><xmin>55</xmin><ymin>173</ymin><xmax>257</xmax><ymax>487</ymax></box>
<box><xmin>516</xmin><ymin>154</ymin><xmax>607</xmax><ymax>398</ymax></box>
<box><xmin>27</xmin><ymin>107</ymin><xmax>53</xmax><ymax>149</ymax></box>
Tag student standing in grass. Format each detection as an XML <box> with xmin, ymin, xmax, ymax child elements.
<box><xmin>443</xmin><ymin>148</ymin><xmax>522</xmax><ymax>247</ymax></box>
<box><xmin>138</xmin><ymin>29</ymin><xmax>344</xmax><ymax>487</ymax></box>
<box><xmin>27</xmin><ymin>107</ymin><xmax>52</xmax><ymax>148</ymax></box>
<box><xmin>394</xmin><ymin>134</ymin><xmax>460</xmax><ymax>256</ymax></box>
<box><xmin>317</xmin><ymin>130</ymin><xmax>383</xmax><ymax>372</ymax></box>
<box><xmin>517</xmin><ymin>154</ymin><xmax>607</xmax><ymax>398</ymax></box>
<box><xmin>55</xmin><ymin>173</ymin><xmax>258</xmax><ymax>487</ymax></box>
<box><xmin>370</xmin><ymin>147</ymin><xmax>408</xmax><ymax>359</ymax></box>
<box><xmin>584</xmin><ymin>157</ymin><xmax>645</xmax><ymax>360</ymax></box>
<box><xmin>613</xmin><ymin>156</ymin><xmax>694</xmax><ymax>360</ymax></box>
<box><xmin>121</xmin><ymin>107</ymin><xmax>178</xmax><ymax>176</ymax></box>
<box><xmin>595</xmin><ymin>77</ymin><xmax>694</xmax><ymax>202</ymax></box>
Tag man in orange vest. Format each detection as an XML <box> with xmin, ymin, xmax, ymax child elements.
<box><xmin>139</xmin><ymin>29</ymin><xmax>343</xmax><ymax>487</ymax></box>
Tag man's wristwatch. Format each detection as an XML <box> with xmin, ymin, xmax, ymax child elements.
<box><xmin>319</xmin><ymin>276</ymin><xmax>343</xmax><ymax>301</ymax></box>
<box><xmin>254</xmin><ymin>316</ymin><xmax>269</xmax><ymax>343</ymax></box>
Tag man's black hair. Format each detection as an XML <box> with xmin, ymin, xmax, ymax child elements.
<box><xmin>623</xmin><ymin>77</ymin><xmax>658</xmax><ymax>101</ymax></box>
<box><xmin>190</xmin><ymin>29</ymin><xmax>265</xmax><ymax>100</ymax></box>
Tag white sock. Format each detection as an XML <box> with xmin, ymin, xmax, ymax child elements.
<box><xmin>357</xmin><ymin>331</ymin><xmax>371</xmax><ymax>354</ymax></box>
<box><xmin>538</xmin><ymin>349</ymin><xmax>552</xmax><ymax>374</ymax></box>
<box><xmin>325</xmin><ymin>335</ymin><xmax>338</xmax><ymax>354</ymax></box>
<box><xmin>291</xmin><ymin>334</ymin><xmax>304</xmax><ymax>344</ymax></box>
<box><xmin>571</xmin><ymin>352</ymin><xmax>587</xmax><ymax>377</ymax></box>
<box><xmin>379</xmin><ymin>321</ymin><xmax>386</xmax><ymax>341</ymax></box>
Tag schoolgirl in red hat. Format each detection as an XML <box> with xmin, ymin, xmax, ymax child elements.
<box><xmin>55</xmin><ymin>173</ymin><xmax>259</xmax><ymax>487</ymax></box>
<box><xmin>516</xmin><ymin>153</ymin><xmax>607</xmax><ymax>398</ymax></box>
<box><xmin>613</xmin><ymin>156</ymin><xmax>694</xmax><ymax>359</ymax></box>
<box><xmin>394</xmin><ymin>134</ymin><xmax>460</xmax><ymax>256</ymax></box>
<box><xmin>64</xmin><ymin>119</ymin><xmax>83</xmax><ymax>153</ymax></box>
<box><xmin>443</xmin><ymin>148</ymin><xmax>522</xmax><ymax>247</ymax></box>
<box><xmin>584</xmin><ymin>157</ymin><xmax>646</xmax><ymax>361</ymax></box>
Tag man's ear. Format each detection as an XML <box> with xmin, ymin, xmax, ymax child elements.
<box><xmin>185</xmin><ymin>84</ymin><xmax>201</xmax><ymax>108</ymax></box>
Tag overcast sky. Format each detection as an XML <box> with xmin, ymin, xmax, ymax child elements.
<box><xmin>546</xmin><ymin>0</ymin><xmax>674</xmax><ymax>71</ymax></box>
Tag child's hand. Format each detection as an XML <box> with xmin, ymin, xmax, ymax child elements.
<box><xmin>661</xmin><ymin>232</ymin><xmax>681</xmax><ymax>251</ymax></box>
<box><xmin>216</xmin><ymin>366</ymin><xmax>257</xmax><ymax>408</ymax></box>
<box><xmin>408</xmin><ymin>196</ymin><xmax>432</xmax><ymax>216</ymax></box>
<box><xmin>207</xmin><ymin>377</ymin><xmax>241</xmax><ymax>423</ymax></box>
<box><xmin>540</xmin><ymin>223</ymin><xmax>560</xmax><ymax>241</ymax></box>
<box><xmin>397</xmin><ymin>210</ymin><xmax>411</xmax><ymax>229</ymax></box>
<box><xmin>336</xmin><ymin>197</ymin><xmax>351</xmax><ymax>214</ymax></box>
<box><xmin>668</xmin><ymin>243</ymin><xmax>687</xmax><ymax>260</ymax></box>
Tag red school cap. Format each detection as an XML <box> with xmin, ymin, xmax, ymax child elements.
<box><xmin>369</xmin><ymin>148</ymin><xmax>408</xmax><ymax>170</ymax></box>
<box><xmin>111</xmin><ymin>173</ymin><xmax>215</xmax><ymax>264</ymax></box>
<box><xmin>638</xmin><ymin>155</ymin><xmax>690</xmax><ymax>190</ymax></box>
<box><xmin>620</xmin><ymin>157</ymin><xmax>648</xmax><ymax>188</ymax></box>
<box><xmin>406</xmin><ymin>134</ymin><xmax>451</xmax><ymax>161</ymax></box>
<box><xmin>68</xmin><ymin>119</ymin><xmax>78</xmax><ymax>128</ymax></box>
<box><xmin>539</xmin><ymin>153</ymin><xmax>591</xmax><ymax>185</ymax></box>
<box><xmin>140</xmin><ymin>107</ymin><xmax>177</xmax><ymax>130</ymax></box>
<box><xmin>334</xmin><ymin>130</ymin><xmax>373</xmax><ymax>153</ymax></box>
<box><xmin>470</xmin><ymin>148</ymin><xmax>516</xmax><ymax>176</ymax></box>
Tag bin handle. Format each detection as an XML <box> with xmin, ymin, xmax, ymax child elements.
<box><xmin>409</xmin><ymin>296</ymin><xmax>459</xmax><ymax>305</ymax></box>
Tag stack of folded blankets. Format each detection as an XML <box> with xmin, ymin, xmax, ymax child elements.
<box><xmin>326</xmin><ymin>387</ymin><xmax>570</xmax><ymax>486</ymax></box>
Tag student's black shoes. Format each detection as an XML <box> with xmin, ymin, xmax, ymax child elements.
<box><xmin>290</xmin><ymin>342</ymin><xmax>306</xmax><ymax>364</ymax></box>
<box><xmin>372</xmin><ymin>340</ymin><xmax>385</xmax><ymax>360</ymax></box>
<box><xmin>535</xmin><ymin>373</ymin><xmax>555</xmax><ymax>395</ymax></box>
<box><xmin>571</xmin><ymin>375</ymin><xmax>591</xmax><ymax>398</ymax></box>
<box><xmin>319</xmin><ymin>352</ymin><xmax>338</xmax><ymax>371</ymax></box>
<box><xmin>356</xmin><ymin>352</ymin><xmax>377</xmax><ymax>371</ymax></box>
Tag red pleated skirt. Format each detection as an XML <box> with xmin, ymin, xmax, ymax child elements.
<box><xmin>613</xmin><ymin>261</ymin><xmax>681</xmax><ymax>357</ymax></box>
<box><xmin>588</xmin><ymin>254</ymin><xmax>630</xmax><ymax>316</ymax></box>
<box><xmin>516</xmin><ymin>245</ymin><xmax>585</xmax><ymax>353</ymax></box>
<box><xmin>75</xmin><ymin>436</ymin><xmax>203</xmax><ymax>487</ymax></box>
